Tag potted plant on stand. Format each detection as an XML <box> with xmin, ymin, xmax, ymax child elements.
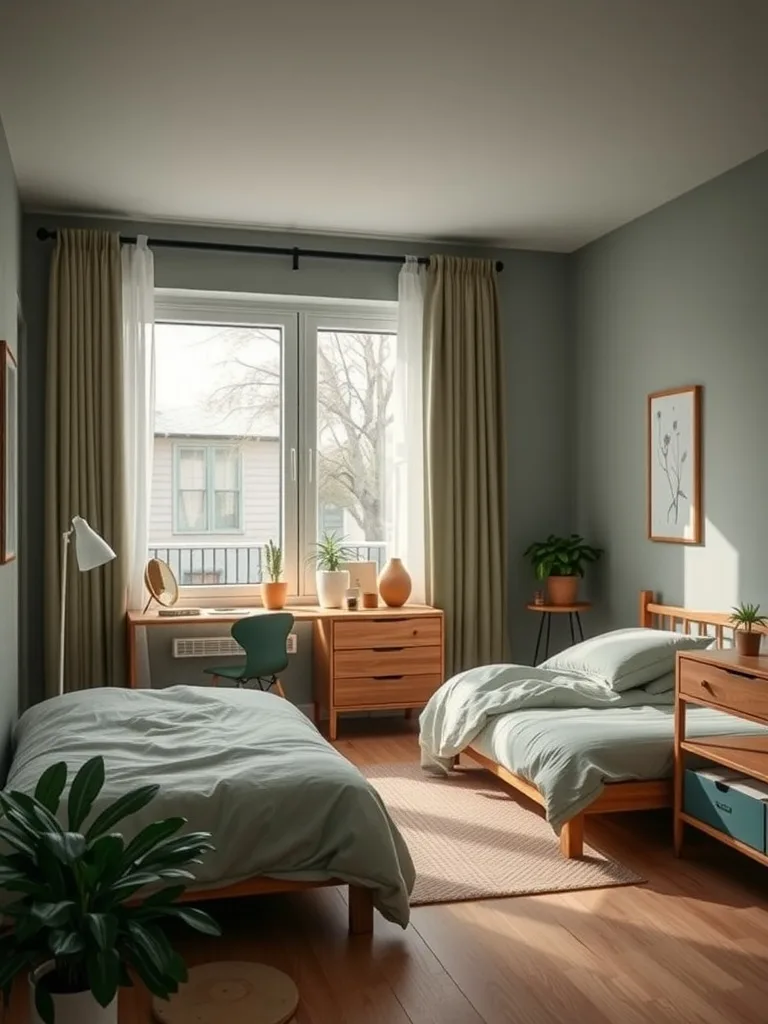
<box><xmin>0</xmin><ymin>756</ymin><xmax>221</xmax><ymax>1024</ymax></box>
<box><xmin>729</xmin><ymin>602</ymin><xmax>767</xmax><ymax>656</ymax></box>
<box><xmin>261</xmin><ymin>539</ymin><xmax>287</xmax><ymax>610</ymax></box>
<box><xmin>524</xmin><ymin>533</ymin><xmax>603</xmax><ymax>606</ymax></box>
<box><xmin>310</xmin><ymin>533</ymin><xmax>354</xmax><ymax>609</ymax></box>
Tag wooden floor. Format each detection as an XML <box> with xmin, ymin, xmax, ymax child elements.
<box><xmin>8</xmin><ymin>720</ymin><xmax>768</xmax><ymax>1023</ymax></box>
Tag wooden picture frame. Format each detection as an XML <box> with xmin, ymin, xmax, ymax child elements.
<box><xmin>1</xmin><ymin>340</ymin><xmax>18</xmax><ymax>564</ymax></box>
<box><xmin>647</xmin><ymin>385</ymin><xmax>702</xmax><ymax>544</ymax></box>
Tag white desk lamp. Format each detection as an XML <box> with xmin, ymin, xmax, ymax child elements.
<box><xmin>59</xmin><ymin>516</ymin><xmax>116</xmax><ymax>695</ymax></box>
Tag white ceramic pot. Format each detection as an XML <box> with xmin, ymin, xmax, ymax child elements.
<box><xmin>316</xmin><ymin>570</ymin><xmax>349</xmax><ymax>609</ymax></box>
<box><xmin>30</xmin><ymin>964</ymin><xmax>117</xmax><ymax>1024</ymax></box>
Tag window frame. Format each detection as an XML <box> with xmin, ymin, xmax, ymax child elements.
<box><xmin>171</xmin><ymin>441</ymin><xmax>244</xmax><ymax>536</ymax></box>
<box><xmin>155</xmin><ymin>290</ymin><xmax>397</xmax><ymax>605</ymax></box>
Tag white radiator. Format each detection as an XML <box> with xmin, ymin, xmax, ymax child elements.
<box><xmin>173</xmin><ymin>634</ymin><xmax>297</xmax><ymax>659</ymax></box>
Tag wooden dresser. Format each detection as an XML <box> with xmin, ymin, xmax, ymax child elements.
<box><xmin>674</xmin><ymin>648</ymin><xmax>768</xmax><ymax>864</ymax></box>
<box><xmin>313</xmin><ymin>605</ymin><xmax>445</xmax><ymax>739</ymax></box>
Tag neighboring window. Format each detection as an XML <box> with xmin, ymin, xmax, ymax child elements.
<box><xmin>151</xmin><ymin>297</ymin><xmax>399</xmax><ymax>593</ymax></box>
<box><xmin>173</xmin><ymin>445</ymin><xmax>243</xmax><ymax>534</ymax></box>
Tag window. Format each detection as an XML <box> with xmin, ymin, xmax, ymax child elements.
<box><xmin>173</xmin><ymin>445</ymin><xmax>243</xmax><ymax>533</ymax></box>
<box><xmin>152</xmin><ymin>294</ymin><xmax>398</xmax><ymax>595</ymax></box>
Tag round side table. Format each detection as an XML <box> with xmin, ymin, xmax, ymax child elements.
<box><xmin>526</xmin><ymin>602</ymin><xmax>591</xmax><ymax>664</ymax></box>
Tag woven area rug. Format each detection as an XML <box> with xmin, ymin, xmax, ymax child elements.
<box><xmin>363</xmin><ymin>762</ymin><xmax>643</xmax><ymax>905</ymax></box>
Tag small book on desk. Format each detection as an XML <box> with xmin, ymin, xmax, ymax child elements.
<box><xmin>157</xmin><ymin>608</ymin><xmax>203</xmax><ymax>617</ymax></box>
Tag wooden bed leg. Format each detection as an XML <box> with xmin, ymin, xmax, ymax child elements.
<box><xmin>560</xmin><ymin>815</ymin><xmax>585</xmax><ymax>858</ymax></box>
<box><xmin>348</xmin><ymin>885</ymin><xmax>374</xmax><ymax>935</ymax></box>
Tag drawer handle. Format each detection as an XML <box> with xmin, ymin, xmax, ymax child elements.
<box><xmin>373</xmin><ymin>675</ymin><xmax>404</xmax><ymax>681</ymax></box>
<box><xmin>699</xmin><ymin>679</ymin><xmax>711</xmax><ymax>690</ymax></box>
<box><xmin>372</xmin><ymin>647</ymin><xmax>404</xmax><ymax>652</ymax></box>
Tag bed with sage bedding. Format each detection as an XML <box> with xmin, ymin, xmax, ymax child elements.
<box><xmin>5</xmin><ymin>686</ymin><xmax>415</xmax><ymax>927</ymax></box>
<box><xmin>420</xmin><ymin>628</ymin><xmax>768</xmax><ymax>832</ymax></box>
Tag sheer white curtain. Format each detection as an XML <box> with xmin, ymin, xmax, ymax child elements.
<box><xmin>392</xmin><ymin>257</ymin><xmax>426</xmax><ymax>603</ymax></box>
<box><xmin>122</xmin><ymin>237</ymin><xmax>155</xmax><ymax>685</ymax></box>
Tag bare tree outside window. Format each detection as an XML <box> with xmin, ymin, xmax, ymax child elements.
<box><xmin>204</xmin><ymin>327</ymin><xmax>396</xmax><ymax>542</ymax></box>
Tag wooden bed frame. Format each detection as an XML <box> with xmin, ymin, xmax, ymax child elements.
<box><xmin>177</xmin><ymin>875</ymin><xmax>374</xmax><ymax>935</ymax></box>
<box><xmin>463</xmin><ymin>590</ymin><xmax>739</xmax><ymax>859</ymax></box>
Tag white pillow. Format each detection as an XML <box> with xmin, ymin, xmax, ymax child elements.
<box><xmin>539</xmin><ymin>628</ymin><xmax>712</xmax><ymax>692</ymax></box>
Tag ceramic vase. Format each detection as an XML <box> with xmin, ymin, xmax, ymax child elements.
<box><xmin>378</xmin><ymin>558</ymin><xmax>412</xmax><ymax>608</ymax></box>
<box><xmin>30</xmin><ymin>965</ymin><xmax>117</xmax><ymax>1024</ymax></box>
<box><xmin>316</xmin><ymin>570</ymin><xmax>350</xmax><ymax>609</ymax></box>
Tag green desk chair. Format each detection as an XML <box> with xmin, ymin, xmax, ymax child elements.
<box><xmin>203</xmin><ymin>612</ymin><xmax>294</xmax><ymax>698</ymax></box>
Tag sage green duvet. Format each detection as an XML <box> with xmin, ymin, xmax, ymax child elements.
<box><xmin>6</xmin><ymin>686</ymin><xmax>415</xmax><ymax>926</ymax></box>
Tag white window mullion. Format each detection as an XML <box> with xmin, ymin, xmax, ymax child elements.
<box><xmin>299</xmin><ymin>313</ymin><xmax>318</xmax><ymax>597</ymax></box>
<box><xmin>281</xmin><ymin>314</ymin><xmax>300</xmax><ymax>596</ymax></box>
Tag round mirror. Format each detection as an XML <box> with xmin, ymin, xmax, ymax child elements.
<box><xmin>144</xmin><ymin>558</ymin><xmax>179</xmax><ymax>609</ymax></box>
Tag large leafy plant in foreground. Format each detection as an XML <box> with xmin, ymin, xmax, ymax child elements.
<box><xmin>0</xmin><ymin>756</ymin><xmax>221</xmax><ymax>1023</ymax></box>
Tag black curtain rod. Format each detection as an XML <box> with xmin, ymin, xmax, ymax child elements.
<box><xmin>36</xmin><ymin>228</ymin><xmax>504</xmax><ymax>272</ymax></box>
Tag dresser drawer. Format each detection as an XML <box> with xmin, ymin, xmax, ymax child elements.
<box><xmin>335</xmin><ymin>673</ymin><xmax>442</xmax><ymax>708</ymax></box>
<box><xmin>335</xmin><ymin>644</ymin><xmax>442</xmax><ymax>678</ymax></box>
<box><xmin>679</xmin><ymin>658</ymin><xmax>768</xmax><ymax>718</ymax></box>
<box><xmin>334</xmin><ymin>616</ymin><xmax>442</xmax><ymax>650</ymax></box>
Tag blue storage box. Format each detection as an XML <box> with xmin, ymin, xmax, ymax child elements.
<box><xmin>684</xmin><ymin>768</ymin><xmax>768</xmax><ymax>851</ymax></box>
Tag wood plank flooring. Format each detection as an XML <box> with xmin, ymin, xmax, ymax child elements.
<box><xmin>7</xmin><ymin>719</ymin><xmax>768</xmax><ymax>1023</ymax></box>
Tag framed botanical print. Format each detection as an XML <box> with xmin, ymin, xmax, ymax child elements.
<box><xmin>647</xmin><ymin>385</ymin><xmax>702</xmax><ymax>544</ymax></box>
<box><xmin>1</xmin><ymin>340</ymin><xmax>17</xmax><ymax>563</ymax></box>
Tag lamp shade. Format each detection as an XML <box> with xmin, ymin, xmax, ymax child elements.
<box><xmin>71</xmin><ymin>516</ymin><xmax>116</xmax><ymax>571</ymax></box>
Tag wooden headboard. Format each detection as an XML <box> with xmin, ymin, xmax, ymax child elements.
<box><xmin>639</xmin><ymin>590</ymin><xmax>768</xmax><ymax>648</ymax></box>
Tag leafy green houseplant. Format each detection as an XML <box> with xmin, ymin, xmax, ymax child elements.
<box><xmin>0</xmin><ymin>756</ymin><xmax>221</xmax><ymax>1024</ymax></box>
<box><xmin>261</xmin><ymin>539</ymin><xmax>287</xmax><ymax>610</ymax></box>
<box><xmin>729</xmin><ymin>602</ymin><xmax>767</xmax><ymax>657</ymax></box>
<box><xmin>524</xmin><ymin>534</ymin><xmax>603</xmax><ymax>606</ymax></box>
<box><xmin>308</xmin><ymin>533</ymin><xmax>354</xmax><ymax>609</ymax></box>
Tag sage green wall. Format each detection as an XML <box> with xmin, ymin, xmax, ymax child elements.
<box><xmin>0</xmin><ymin>116</ymin><xmax>20</xmax><ymax>775</ymax></box>
<box><xmin>574</xmin><ymin>149</ymin><xmax>768</xmax><ymax>633</ymax></box>
<box><xmin>21</xmin><ymin>214</ymin><xmax>572</xmax><ymax>704</ymax></box>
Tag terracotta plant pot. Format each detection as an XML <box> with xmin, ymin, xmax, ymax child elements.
<box><xmin>378</xmin><ymin>558</ymin><xmax>412</xmax><ymax>608</ymax></box>
<box><xmin>547</xmin><ymin>575</ymin><xmax>579</xmax><ymax>606</ymax></box>
<box><xmin>30</xmin><ymin>964</ymin><xmax>117</xmax><ymax>1024</ymax></box>
<box><xmin>735</xmin><ymin>630</ymin><xmax>763</xmax><ymax>657</ymax></box>
<box><xmin>261</xmin><ymin>581</ymin><xmax>288</xmax><ymax>610</ymax></box>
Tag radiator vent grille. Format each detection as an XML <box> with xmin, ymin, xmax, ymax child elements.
<box><xmin>173</xmin><ymin>634</ymin><xmax>298</xmax><ymax>659</ymax></box>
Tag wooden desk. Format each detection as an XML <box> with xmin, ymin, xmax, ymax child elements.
<box><xmin>127</xmin><ymin>605</ymin><xmax>445</xmax><ymax>737</ymax></box>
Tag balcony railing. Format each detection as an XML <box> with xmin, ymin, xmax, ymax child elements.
<box><xmin>148</xmin><ymin>542</ymin><xmax>388</xmax><ymax>587</ymax></box>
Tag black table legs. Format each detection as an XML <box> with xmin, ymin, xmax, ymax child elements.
<box><xmin>533</xmin><ymin>612</ymin><xmax>586</xmax><ymax>665</ymax></box>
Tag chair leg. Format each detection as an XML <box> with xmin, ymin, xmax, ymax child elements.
<box><xmin>210</xmin><ymin>675</ymin><xmax>219</xmax><ymax>687</ymax></box>
<box><xmin>274</xmin><ymin>680</ymin><xmax>286</xmax><ymax>699</ymax></box>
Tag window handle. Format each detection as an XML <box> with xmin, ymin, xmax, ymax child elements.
<box><xmin>290</xmin><ymin>448</ymin><xmax>297</xmax><ymax>483</ymax></box>
<box><xmin>308</xmin><ymin>448</ymin><xmax>314</xmax><ymax>483</ymax></box>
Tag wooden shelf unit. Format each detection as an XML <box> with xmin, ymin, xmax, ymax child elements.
<box><xmin>674</xmin><ymin>648</ymin><xmax>768</xmax><ymax>860</ymax></box>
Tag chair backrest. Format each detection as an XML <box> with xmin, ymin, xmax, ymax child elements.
<box><xmin>231</xmin><ymin>612</ymin><xmax>294</xmax><ymax>679</ymax></box>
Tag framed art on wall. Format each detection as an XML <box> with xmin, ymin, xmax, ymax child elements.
<box><xmin>1</xmin><ymin>340</ymin><xmax>18</xmax><ymax>563</ymax></box>
<box><xmin>647</xmin><ymin>385</ymin><xmax>702</xmax><ymax>544</ymax></box>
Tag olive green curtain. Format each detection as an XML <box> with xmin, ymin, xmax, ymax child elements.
<box><xmin>44</xmin><ymin>230</ymin><xmax>128</xmax><ymax>695</ymax></box>
<box><xmin>424</xmin><ymin>255</ymin><xmax>507</xmax><ymax>677</ymax></box>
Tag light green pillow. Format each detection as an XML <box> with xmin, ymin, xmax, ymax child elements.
<box><xmin>540</xmin><ymin>628</ymin><xmax>712</xmax><ymax>692</ymax></box>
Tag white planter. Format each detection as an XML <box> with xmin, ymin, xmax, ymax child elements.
<box><xmin>30</xmin><ymin>964</ymin><xmax>117</xmax><ymax>1024</ymax></box>
<box><xmin>316</xmin><ymin>569</ymin><xmax>349</xmax><ymax>609</ymax></box>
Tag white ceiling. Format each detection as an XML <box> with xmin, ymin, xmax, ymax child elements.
<box><xmin>1</xmin><ymin>0</ymin><xmax>768</xmax><ymax>251</ymax></box>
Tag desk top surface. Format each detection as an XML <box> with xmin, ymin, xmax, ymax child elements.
<box><xmin>127</xmin><ymin>604</ymin><xmax>441</xmax><ymax>626</ymax></box>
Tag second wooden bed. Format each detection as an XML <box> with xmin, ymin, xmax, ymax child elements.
<box><xmin>462</xmin><ymin>590</ymin><xmax>740</xmax><ymax>858</ymax></box>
